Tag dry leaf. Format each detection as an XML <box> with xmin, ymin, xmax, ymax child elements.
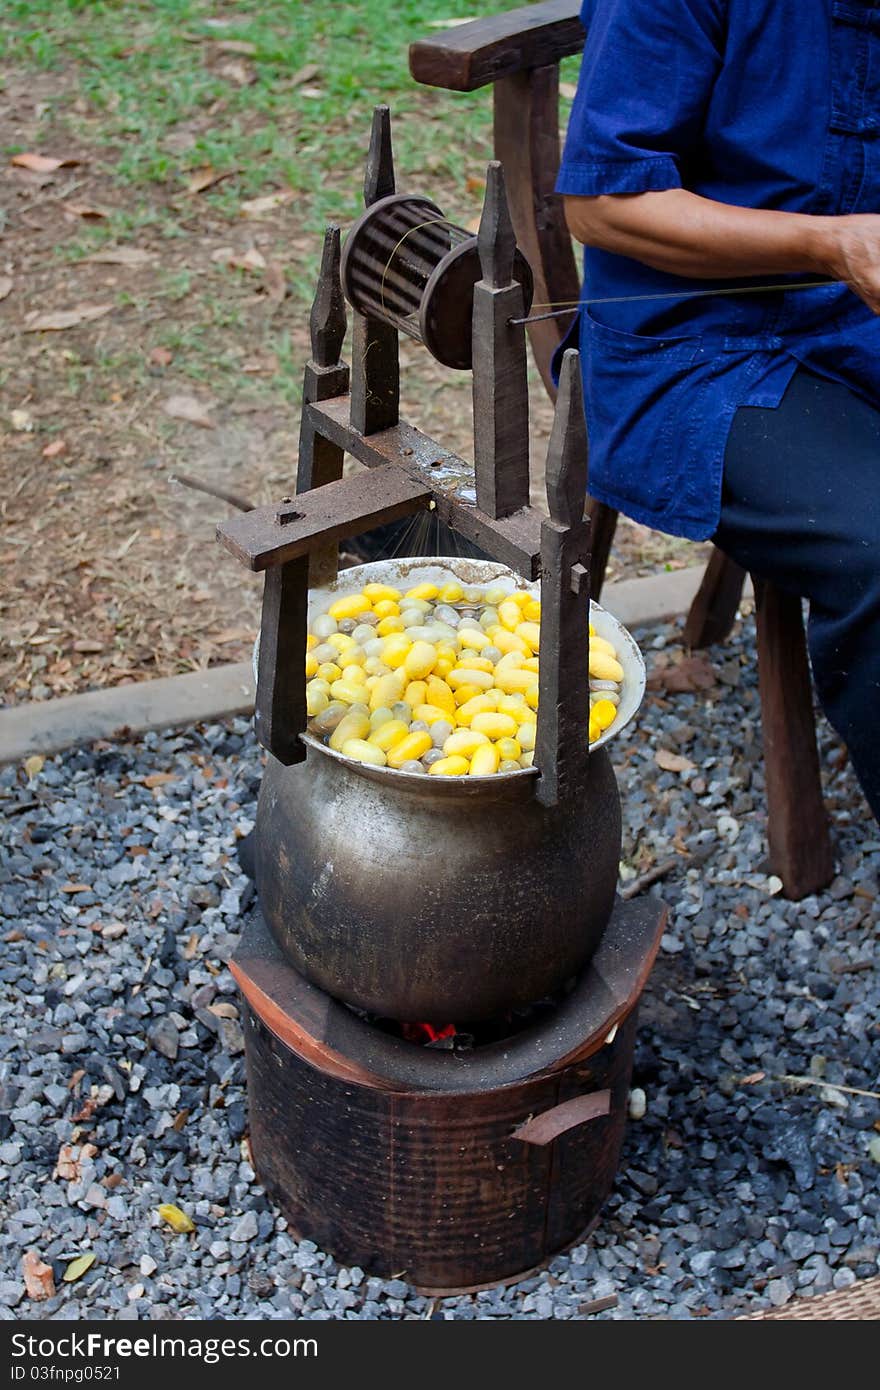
<box><xmin>143</xmin><ymin>772</ymin><xmax>175</xmax><ymax>788</ymax></box>
<box><xmin>465</xmin><ymin>175</ymin><xmax>486</xmax><ymax>194</ymax></box>
<box><xmin>11</xmin><ymin>152</ymin><xmax>82</xmax><ymax>173</ymax></box>
<box><xmin>207</xmin><ymin>1001</ymin><xmax>239</xmax><ymax>1019</ymax></box>
<box><xmin>163</xmin><ymin>394</ymin><xmax>216</xmax><ymax>429</ymax></box>
<box><xmin>73</xmin><ymin>1087</ymin><xmax>111</xmax><ymax>1123</ymax></box>
<box><xmin>61</xmin><ymin>882</ymin><xmax>91</xmax><ymax>893</ymax></box>
<box><xmin>24</xmin><ymin>303</ymin><xmax>113</xmax><ymax>332</ymax></box>
<box><xmin>0</xmin><ymin>276</ymin><xmax>12</xmax><ymax>302</ymax></box>
<box><xmin>42</xmin><ymin>438</ymin><xmax>67</xmax><ymax>459</ymax></box>
<box><xmin>10</xmin><ymin>409</ymin><xmax>33</xmax><ymax>431</ymax></box>
<box><xmin>84</xmin><ymin>246</ymin><xmax>155</xmax><ymax>266</ymax></box>
<box><xmin>654</xmin><ymin>749</ymin><xmax>695</xmax><ymax>774</ymax></box>
<box><xmin>114</xmin><ymin>529</ymin><xmax>140</xmax><ymax>560</ymax></box>
<box><xmin>24</xmin><ymin>755</ymin><xmax>44</xmax><ymax>779</ymax></box>
<box><xmin>73</xmin><ymin>639</ymin><xmax>104</xmax><ymax>653</ymax></box>
<box><xmin>559</xmin><ymin>81</ymin><xmax>578</xmax><ymax>100</ymax></box>
<box><xmin>290</xmin><ymin>63</ymin><xmax>320</xmax><ymax>87</ymax></box>
<box><xmin>187</xmin><ymin>165</ymin><xmax>237</xmax><ymax>194</ymax></box>
<box><xmin>149</xmin><ymin>346</ymin><xmax>173</xmax><ymax>367</ymax></box>
<box><xmin>157</xmin><ymin>1203</ymin><xmax>195</xmax><ymax>1234</ymax></box>
<box><xmin>62</xmin><ymin>1252</ymin><xmax>96</xmax><ymax>1283</ymax></box>
<box><xmin>299</xmin><ymin>87</ymin><xmax>324</xmax><ymax>99</ymax></box>
<box><xmin>241</xmin><ymin>351</ymin><xmax>279</xmax><ymax>375</ymax></box>
<box><xmin>215</xmin><ymin>38</ymin><xmax>257</xmax><ymax>55</ymax></box>
<box><xmin>239</xmin><ymin>246</ymin><xmax>266</xmax><ymax>272</ymax></box>
<box><xmin>22</xmin><ymin>1251</ymin><xmax>55</xmax><ymax>1302</ymax></box>
<box><xmin>240</xmin><ymin>190</ymin><xmax>294</xmax><ymax>218</ymax></box>
<box><xmin>264</xmin><ymin>260</ymin><xmax>286</xmax><ymax>303</ymax></box>
<box><xmin>647</xmin><ymin>652</ymin><xmax>717</xmax><ymax>693</ymax></box>
<box><xmin>63</xmin><ymin>202</ymin><xmax>110</xmax><ymax>220</ymax></box>
<box><xmin>219</xmin><ymin>59</ymin><xmax>255</xmax><ymax>87</ymax></box>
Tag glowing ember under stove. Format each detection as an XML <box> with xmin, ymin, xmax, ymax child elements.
<box><xmin>399</xmin><ymin>1021</ymin><xmax>457</xmax><ymax>1045</ymax></box>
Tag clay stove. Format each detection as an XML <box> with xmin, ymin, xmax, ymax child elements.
<box><xmin>216</xmin><ymin>108</ymin><xmax>665</xmax><ymax>1291</ymax></box>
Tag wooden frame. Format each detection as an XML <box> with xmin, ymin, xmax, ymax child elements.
<box><xmin>409</xmin><ymin>2</ymin><xmax>834</xmax><ymax>898</ymax></box>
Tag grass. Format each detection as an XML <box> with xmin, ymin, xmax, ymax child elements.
<box><xmin>1</xmin><ymin>1</ymin><xmax>581</xmax><ymax>416</ymax></box>
<box><xmin>1</xmin><ymin>0</ymin><xmax>534</xmax><ymax>232</ymax></box>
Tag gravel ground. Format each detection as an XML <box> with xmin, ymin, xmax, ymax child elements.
<box><xmin>1</xmin><ymin>608</ymin><xmax>878</xmax><ymax>1322</ymax></box>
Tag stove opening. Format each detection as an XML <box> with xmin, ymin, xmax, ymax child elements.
<box><xmin>348</xmin><ymin>977</ymin><xmax>577</xmax><ymax>1051</ymax></box>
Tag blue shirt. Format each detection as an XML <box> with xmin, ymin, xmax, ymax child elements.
<box><xmin>555</xmin><ymin>0</ymin><xmax>880</xmax><ymax>540</ymax></box>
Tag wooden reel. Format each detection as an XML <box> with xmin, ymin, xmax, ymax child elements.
<box><xmin>340</xmin><ymin>191</ymin><xmax>534</xmax><ymax>369</ymax></box>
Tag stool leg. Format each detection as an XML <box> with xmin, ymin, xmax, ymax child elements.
<box><xmin>588</xmin><ymin>501</ymin><xmax>618</xmax><ymax>602</ymax></box>
<box><xmin>683</xmin><ymin>548</ymin><xmax>747</xmax><ymax>649</ymax></box>
<box><xmin>753</xmin><ymin>578</ymin><xmax>834</xmax><ymax>899</ymax></box>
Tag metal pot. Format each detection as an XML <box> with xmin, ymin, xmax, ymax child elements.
<box><xmin>254</xmin><ymin>558</ymin><xmax>644</xmax><ymax>1022</ymax></box>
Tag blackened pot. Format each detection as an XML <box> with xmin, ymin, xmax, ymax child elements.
<box><xmin>255</xmin><ymin>735</ymin><xmax>622</xmax><ymax>1022</ymax></box>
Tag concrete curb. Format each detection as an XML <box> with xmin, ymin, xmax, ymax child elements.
<box><xmin>0</xmin><ymin>664</ymin><xmax>255</xmax><ymax>766</ymax></box>
<box><xmin>0</xmin><ymin>565</ymin><xmax>747</xmax><ymax>765</ymax></box>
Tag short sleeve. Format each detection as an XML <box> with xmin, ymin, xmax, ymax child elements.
<box><xmin>556</xmin><ymin>0</ymin><xmax>724</xmax><ymax>197</ymax></box>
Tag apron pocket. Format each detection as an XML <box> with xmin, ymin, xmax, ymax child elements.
<box><xmin>581</xmin><ymin>313</ymin><xmax>701</xmax><ymax>516</ymax></box>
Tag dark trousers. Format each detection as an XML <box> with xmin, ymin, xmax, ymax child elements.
<box><xmin>714</xmin><ymin>368</ymin><xmax>880</xmax><ymax>820</ymax></box>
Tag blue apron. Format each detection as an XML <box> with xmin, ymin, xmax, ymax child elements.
<box><xmin>555</xmin><ymin>0</ymin><xmax>880</xmax><ymax>540</ymax></box>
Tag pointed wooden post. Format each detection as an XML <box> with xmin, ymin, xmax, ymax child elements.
<box><xmin>535</xmin><ymin>349</ymin><xmax>591</xmax><ymax>808</ymax></box>
<box><xmin>472</xmin><ymin>161</ymin><xmax>530</xmax><ymax>519</ymax></box>
<box><xmin>255</xmin><ymin>229</ymin><xmax>350</xmax><ymax>766</ymax></box>
<box><xmin>254</xmin><ymin>546</ymin><xmax>309</xmax><ymax>766</ymax></box>
<box><xmin>362</xmin><ymin>103</ymin><xmax>395</xmax><ymax>204</ymax></box>
<box><xmin>350</xmin><ymin>106</ymin><xmax>400</xmax><ymax>435</ymax></box>
<box><xmin>297</xmin><ymin>224</ymin><xmax>349</xmax><ymax>587</ymax></box>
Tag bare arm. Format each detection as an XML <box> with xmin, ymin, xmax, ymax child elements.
<box><xmin>563</xmin><ymin>188</ymin><xmax>880</xmax><ymax>315</ymax></box>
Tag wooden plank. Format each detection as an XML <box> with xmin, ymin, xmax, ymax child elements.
<box><xmin>493</xmin><ymin>65</ymin><xmax>580</xmax><ymax>398</ymax></box>
<box><xmin>350</xmin><ymin>106</ymin><xmax>400</xmax><ymax>435</ymax></box>
<box><xmin>490</xmin><ymin>65</ymin><xmax>622</xmax><ymax>605</ymax></box>
<box><xmin>535</xmin><ymin>350</ymin><xmax>591</xmax><ymax>808</ymax></box>
<box><xmin>409</xmin><ymin>0</ymin><xmax>585</xmax><ymax>92</ymax></box>
<box><xmin>682</xmin><ymin>547</ymin><xmax>747</xmax><ymax>649</ymax></box>
<box><xmin>297</xmin><ymin>226</ymin><xmax>350</xmax><ymax>587</ymax></box>
<box><xmin>349</xmin><ymin>315</ymin><xmax>399</xmax><ymax>435</ymax></box>
<box><xmin>753</xmin><ymin>578</ymin><xmax>834</xmax><ymax>899</ymax></box>
<box><xmin>217</xmin><ymin>464</ymin><xmax>431</xmax><ymax>571</ymax></box>
<box><xmin>472</xmin><ymin>162</ymin><xmax>531</xmax><ymax>518</ymax></box>
<box><xmin>254</xmin><ymin>558</ymin><xmax>309</xmax><ymax>766</ymax></box>
<box><xmin>587</xmin><ymin>503</ymin><xmax>618</xmax><ymax>602</ymax></box>
<box><xmin>308</xmin><ymin>397</ymin><xmax>544</xmax><ymax>577</ymax></box>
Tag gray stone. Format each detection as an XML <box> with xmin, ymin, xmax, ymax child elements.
<box><xmin>783</xmin><ymin>1231</ymin><xmax>816</xmax><ymax>1262</ymax></box>
<box><xmin>149</xmin><ymin>1017</ymin><xmax>179</xmax><ymax>1061</ymax></box>
<box><xmin>767</xmin><ymin>1277</ymin><xmax>794</xmax><ymax>1308</ymax></box>
<box><xmin>230</xmin><ymin>1211</ymin><xmax>258</xmax><ymax>1243</ymax></box>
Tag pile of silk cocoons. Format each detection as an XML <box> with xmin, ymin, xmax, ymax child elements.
<box><xmin>305</xmin><ymin>578</ymin><xmax>624</xmax><ymax>776</ymax></box>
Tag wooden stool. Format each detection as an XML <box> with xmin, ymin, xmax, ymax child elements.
<box><xmin>410</xmin><ymin>1</ymin><xmax>834</xmax><ymax>900</ymax></box>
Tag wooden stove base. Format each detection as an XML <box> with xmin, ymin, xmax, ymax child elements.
<box><xmin>233</xmin><ymin>897</ymin><xmax>665</xmax><ymax>1292</ymax></box>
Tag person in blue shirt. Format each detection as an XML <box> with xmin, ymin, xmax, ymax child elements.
<box><xmin>557</xmin><ymin>0</ymin><xmax>880</xmax><ymax>821</ymax></box>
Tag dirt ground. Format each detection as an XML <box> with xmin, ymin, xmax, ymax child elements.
<box><xmin>0</xmin><ymin>65</ymin><xmax>703</xmax><ymax>708</ymax></box>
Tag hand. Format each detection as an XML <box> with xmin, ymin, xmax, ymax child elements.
<box><xmin>817</xmin><ymin>214</ymin><xmax>880</xmax><ymax>315</ymax></box>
